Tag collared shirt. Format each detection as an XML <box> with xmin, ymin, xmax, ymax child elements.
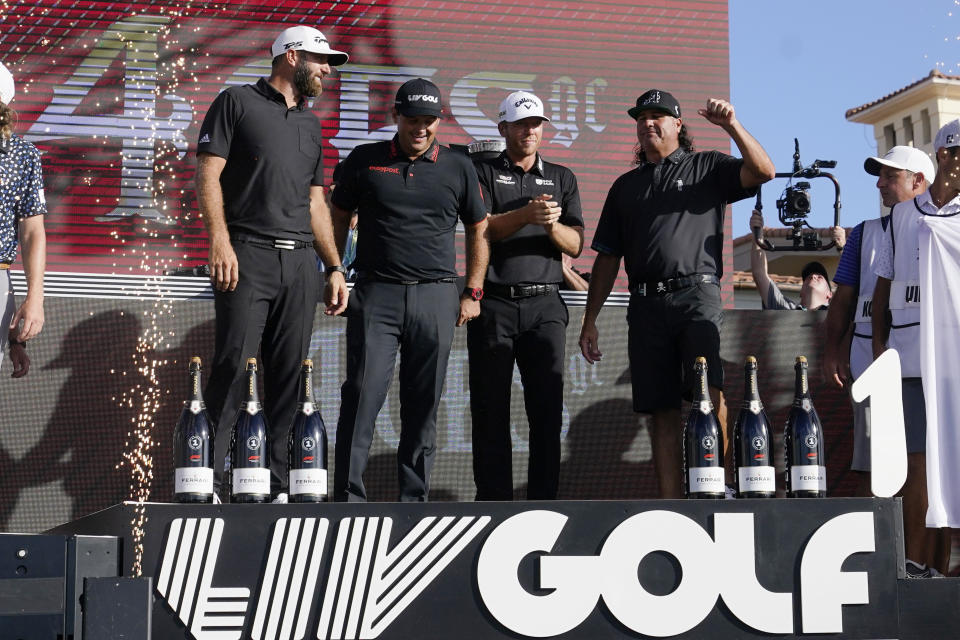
<box><xmin>475</xmin><ymin>151</ymin><xmax>583</xmax><ymax>285</ymax></box>
<box><xmin>591</xmin><ymin>148</ymin><xmax>754</xmax><ymax>287</ymax></box>
<box><xmin>331</xmin><ymin>136</ymin><xmax>487</xmax><ymax>281</ymax></box>
<box><xmin>196</xmin><ymin>77</ymin><xmax>324</xmax><ymax>243</ymax></box>
<box><xmin>0</xmin><ymin>134</ymin><xmax>47</xmax><ymax>264</ymax></box>
<box><xmin>874</xmin><ymin>189</ymin><xmax>960</xmax><ymax>281</ymax></box>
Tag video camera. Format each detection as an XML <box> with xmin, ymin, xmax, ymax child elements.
<box><xmin>756</xmin><ymin>139</ymin><xmax>841</xmax><ymax>252</ymax></box>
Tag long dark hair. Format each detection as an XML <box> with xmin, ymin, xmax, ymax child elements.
<box><xmin>633</xmin><ymin>124</ymin><xmax>695</xmax><ymax>165</ymax></box>
<box><xmin>0</xmin><ymin>101</ymin><xmax>14</xmax><ymax>139</ymax></box>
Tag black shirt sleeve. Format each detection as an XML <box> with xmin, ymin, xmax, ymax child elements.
<box><xmin>709</xmin><ymin>151</ymin><xmax>758</xmax><ymax>204</ymax></box>
<box><xmin>459</xmin><ymin>157</ymin><xmax>488</xmax><ymax>225</ymax></box>
<box><xmin>558</xmin><ymin>167</ymin><xmax>584</xmax><ymax>228</ymax></box>
<box><xmin>330</xmin><ymin>148</ymin><xmax>363</xmax><ymax>212</ymax></box>
<box><xmin>197</xmin><ymin>89</ymin><xmax>240</xmax><ymax>159</ymax></box>
<box><xmin>474</xmin><ymin>160</ymin><xmax>494</xmax><ymax>215</ymax></box>
<box><xmin>591</xmin><ymin>175</ymin><xmax>625</xmax><ymax>256</ymax></box>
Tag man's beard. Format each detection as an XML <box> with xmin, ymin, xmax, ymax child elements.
<box><xmin>294</xmin><ymin>57</ymin><xmax>322</xmax><ymax>98</ymax></box>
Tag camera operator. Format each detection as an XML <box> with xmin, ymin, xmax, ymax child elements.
<box><xmin>749</xmin><ymin>210</ymin><xmax>842</xmax><ymax>310</ymax></box>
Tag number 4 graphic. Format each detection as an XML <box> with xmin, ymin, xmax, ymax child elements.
<box><xmin>25</xmin><ymin>14</ymin><xmax>192</xmax><ymax>223</ymax></box>
<box><xmin>851</xmin><ymin>349</ymin><xmax>908</xmax><ymax>498</ymax></box>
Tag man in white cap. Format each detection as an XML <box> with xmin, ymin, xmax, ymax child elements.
<box><xmin>822</xmin><ymin>146</ymin><xmax>933</xmax><ymax>500</ymax></box>
<box><xmin>0</xmin><ymin>61</ymin><xmax>46</xmax><ymax>379</ymax></box>
<box><xmin>194</xmin><ymin>26</ymin><xmax>349</xmax><ymax>500</ymax></box>
<box><xmin>467</xmin><ymin>90</ymin><xmax>583</xmax><ymax>500</ymax></box>
<box><xmin>872</xmin><ymin>127</ymin><xmax>960</xmax><ymax>577</ymax></box>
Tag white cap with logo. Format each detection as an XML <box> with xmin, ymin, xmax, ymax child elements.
<box><xmin>864</xmin><ymin>145</ymin><xmax>936</xmax><ymax>183</ymax></box>
<box><xmin>935</xmin><ymin>118</ymin><xmax>960</xmax><ymax>151</ymax></box>
<box><xmin>0</xmin><ymin>62</ymin><xmax>14</xmax><ymax>105</ymax></box>
<box><xmin>270</xmin><ymin>26</ymin><xmax>348</xmax><ymax>66</ymax></box>
<box><xmin>498</xmin><ymin>90</ymin><xmax>550</xmax><ymax>123</ymax></box>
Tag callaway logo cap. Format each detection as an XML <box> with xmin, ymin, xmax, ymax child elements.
<box><xmin>864</xmin><ymin>146</ymin><xmax>936</xmax><ymax>183</ymax></box>
<box><xmin>270</xmin><ymin>26</ymin><xmax>348</xmax><ymax>66</ymax></box>
<box><xmin>628</xmin><ymin>89</ymin><xmax>681</xmax><ymax>120</ymax></box>
<box><xmin>395</xmin><ymin>78</ymin><xmax>443</xmax><ymax>117</ymax></box>
<box><xmin>0</xmin><ymin>62</ymin><xmax>14</xmax><ymax>105</ymax></box>
<box><xmin>934</xmin><ymin>118</ymin><xmax>960</xmax><ymax>152</ymax></box>
<box><xmin>498</xmin><ymin>90</ymin><xmax>550</xmax><ymax>123</ymax></box>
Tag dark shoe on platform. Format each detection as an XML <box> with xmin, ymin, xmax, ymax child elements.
<box><xmin>905</xmin><ymin>559</ymin><xmax>932</xmax><ymax>578</ymax></box>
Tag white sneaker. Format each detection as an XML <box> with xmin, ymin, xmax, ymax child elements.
<box><xmin>272</xmin><ymin>493</ymin><xmax>288</xmax><ymax>504</ymax></box>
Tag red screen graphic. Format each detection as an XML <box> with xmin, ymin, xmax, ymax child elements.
<box><xmin>1</xmin><ymin>0</ymin><xmax>733</xmax><ymax>285</ymax></box>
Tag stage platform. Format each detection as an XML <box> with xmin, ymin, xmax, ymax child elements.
<box><xmin>2</xmin><ymin>497</ymin><xmax>943</xmax><ymax>639</ymax></box>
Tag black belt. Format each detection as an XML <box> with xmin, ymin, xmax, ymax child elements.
<box><xmin>360</xmin><ymin>273</ymin><xmax>458</xmax><ymax>286</ymax></box>
<box><xmin>485</xmin><ymin>282</ymin><xmax>559</xmax><ymax>299</ymax></box>
<box><xmin>230</xmin><ymin>232</ymin><xmax>312</xmax><ymax>250</ymax></box>
<box><xmin>630</xmin><ymin>274</ymin><xmax>719</xmax><ymax>296</ymax></box>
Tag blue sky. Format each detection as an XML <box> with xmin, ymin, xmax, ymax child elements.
<box><xmin>728</xmin><ymin>0</ymin><xmax>960</xmax><ymax>238</ymax></box>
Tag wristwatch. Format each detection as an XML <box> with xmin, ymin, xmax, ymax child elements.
<box><xmin>327</xmin><ymin>265</ymin><xmax>347</xmax><ymax>277</ymax></box>
<box><xmin>462</xmin><ymin>287</ymin><xmax>484</xmax><ymax>301</ymax></box>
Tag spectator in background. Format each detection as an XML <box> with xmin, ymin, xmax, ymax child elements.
<box><xmin>749</xmin><ymin>210</ymin><xmax>843</xmax><ymax>310</ymax></box>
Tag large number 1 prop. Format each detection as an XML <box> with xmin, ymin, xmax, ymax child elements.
<box><xmin>851</xmin><ymin>349</ymin><xmax>909</xmax><ymax>497</ymax></box>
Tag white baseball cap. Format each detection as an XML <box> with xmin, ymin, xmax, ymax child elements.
<box><xmin>0</xmin><ymin>62</ymin><xmax>14</xmax><ymax>105</ymax></box>
<box><xmin>864</xmin><ymin>146</ymin><xmax>936</xmax><ymax>183</ymax></box>
<box><xmin>934</xmin><ymin>118</ymin><xmax>960</xmax><ymax>151</ymax></box>
<box><xmin>270</xmin><ymin>26</ymin><xmax>348</xmax><ymax>66</ymax></box>
<box><xmin>498</xmin><ymin>90</ymin><xmax>550</xmax><ymax>123</ymax></box>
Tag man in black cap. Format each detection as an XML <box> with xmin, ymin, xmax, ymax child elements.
<box><xmin>330</xmin><ymin>78</ymin><xmax>489</xmax><ymax>502</ymax></box>
<box><xmin>196</xmin><ymin>26</ymin><xmax>350</xmax><ymax>501</ymax></box>
<box><xmin>468</xmin><ymin>90</ymin><xmax>584</xmax><ymax>501</ymax></box>
<box><xmin>579</xmin><ymin>90</ymin><xmax>775</xmax><ymax>498</ymax></box>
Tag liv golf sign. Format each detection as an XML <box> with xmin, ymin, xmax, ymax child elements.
<box><xmin>61</xmin><ymin>500</ymin><xmax>902</xmax><ymax>639</ymax></box>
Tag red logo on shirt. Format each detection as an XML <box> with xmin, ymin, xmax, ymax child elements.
<box><xmin>369</xmin><ymin>166</ymin><xmax>400</xmax><ymax>175</ymax></box>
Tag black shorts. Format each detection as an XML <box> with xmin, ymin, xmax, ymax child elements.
<box><xmin>627</xmin><ymin>282</ymin><xmax>724</xmax><ymax>412</ymax></box>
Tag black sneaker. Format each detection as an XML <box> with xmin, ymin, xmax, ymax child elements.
<box><xmin>905</xmin><ymin>559</ymin><xmax>932</xmax><ymax>578</ymax></box>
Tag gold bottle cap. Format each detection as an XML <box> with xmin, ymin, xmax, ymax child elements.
<box><xmin>190</xmin><ymin>356</ymin><xmax>201</xmax><ymax>365</ymax></box>
<box><xmin>246</xmin><ymin>357</ymin><xmax>257</xmax><ymax>366</ymax></box>
<box><xmin>303</xmin><ymin>358</ymin><xmax>313</xmax><ymax>367</ymax></box>
<box><xmin>796</xmin><ymin>355</ymin><xmax>807</xmax><ymax>364</ymax></box>
<box><xmin>745</xmin><ymin>355</ymin><xmax>757</xmax><ymax>365</ymax></box>
<box><xmin>695</xmin><ymin>356</ymin><xmax>707</xmax><ymax>364</ymax></box>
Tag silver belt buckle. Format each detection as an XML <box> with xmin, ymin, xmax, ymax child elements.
<box><xmin>273</xmin><ymin>238</ymin><xmax>296</xmax><ymax>250</ymax></box>
<box><xmin>637</xmin><ymin>283</ymin><xmax>646</xmax><ymax>296</ymax></box>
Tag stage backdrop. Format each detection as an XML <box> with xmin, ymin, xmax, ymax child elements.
<box><xmin>0</xmin><ymin>0</ymin><xmax>737</xmax><ymax>300</ymax></box>
<box><xmin>0</xmin><ymin>295</ymin><xmax>857</xmax><ymax>533</ymax></box>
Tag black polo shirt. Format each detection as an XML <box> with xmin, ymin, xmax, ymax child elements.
<box><xmin>592</xmin><ymin>148</ymin><xmax>755</xmax><ymax>288</ymax></box>
<box><xmin>475</xmin><ymin>152</ymin><xmax>583</xmax><ymax>285</ymax></box>
<box><xmin>331</xmin><ymin>137</ymin><xmax>487</xmax><ymax>281</ymax></box>
<box><xmin>196</xmin><ymin>78</ymin><xmax>324</xmax><ymax>243</ymax></box>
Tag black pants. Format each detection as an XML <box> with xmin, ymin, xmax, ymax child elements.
<box><xmin>334</xmin><ymin>279</ymin><xmax>459</xmax><ymax>502</ymax></box>
<box><xmin>467</xmin><ymin>291</ymin><xmax>568</xmax><ymax>500</ymax></box>
<box><xmin>205</xmin><ymin>241</ymin><xmax>319</xmax><ymax>493</ymax></box>
<box><xmin>627</xmin><ymin>282</ymin><xmax>723</xmax><ymax>412</ymax></box>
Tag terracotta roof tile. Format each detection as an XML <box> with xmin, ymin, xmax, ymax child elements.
<box><xmin>845</xmin><ymin>69</ymin><xmax>960</xmax><ymax>119</ymax></box>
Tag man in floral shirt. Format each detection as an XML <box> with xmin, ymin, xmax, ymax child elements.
<box><xmin>0</xmin><ymin>61</ymin><xmax>46</xmax><ymax>378</ymax></box>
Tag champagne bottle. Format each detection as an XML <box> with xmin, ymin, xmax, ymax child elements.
<box><xmin>228</xmin><ymin>358</ymin><xmax>270</xmax><ymax>503</ymax></box>
<box><xmin>784</xmin><ymin>356</ymin><xmax>826</xmax><ymax>498</ymax></box>
<box><xmin>287</xmin><ymin>359</ymin><xmax>329</xmax><ymax>503</ymax></box>
<box><xmin>733</xmin><ymin>356</ymin><xmax>775</xmax><ymax>498</ymax></box>
<box><xmin>172</xmin><ymin>357</ymin><xmax>214</xmax><ymax>503</ymax></box>
<box><xmin>682</xmin><ymin>356</ymin><xmax>725</xmax><ymax>499</ymax></box>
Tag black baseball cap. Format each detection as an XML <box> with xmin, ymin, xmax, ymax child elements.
<box><xmin>395</xmin><ymin>78</ymin><xmax>443</xmax><ymax>117</ymax></box>
<box><xmin>801</xmin><ymin>261</ymin><xmax>829</xmax><ymax>281</ymax></box>
<box><xmin>628</xmin><ymin>89</ymin><xmax>681</xmax><ymax>120</ymax></box>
